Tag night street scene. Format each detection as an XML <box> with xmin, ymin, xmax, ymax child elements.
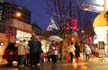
<box><xmin>0</xmin><ymin>0</ymin><xmax>108</xmax><ymax>70</ymax></box>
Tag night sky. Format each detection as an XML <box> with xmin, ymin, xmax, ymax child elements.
<box><xmin>7</xmin><ymin>0</ymin><xmax>50</xmax><ymax>30</ymax></box>
<box><xmin>6</xmin><ymin>0</ymin><xmax>99</xmax><ymax>31</ymax></box>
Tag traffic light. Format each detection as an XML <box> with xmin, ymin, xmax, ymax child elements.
<box><xmin>65</xmin><ymin>18</ymin><xmax>78</xmax><ymax>34</ymax></box>
<box><xmin>5</xmin><ymin>27</ymin><xmax>12</xmax><ymax>38</ymax></box>
<box><xmin>71</xmin><ymin>18</ymin><xmax>78</xmax><ymax>32</ymax></box>
<box><xmin>65</xmin><ymin>19</ymin><xmax>71</xmax><ymax>34</ymax></box>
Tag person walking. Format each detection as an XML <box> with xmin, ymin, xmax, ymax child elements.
<box><xmin>28</xmin><ymin>36</ymin><xmax>42</xmax><ymax>67</ymax></box>
<box><xmin>24</xmin><ymin>41</ymin><xmax>30</xmax><ymax>66</ymax></box>
<box><xmin>68</xmin><ymin>42</ymin><xmax>75</xmax><ymax>63</ymax></box>
<box><xmin>84</xmin><ymin>44</ymin><xmax>91</xmax><ymax>62</ymax></box>
<box><xmin>48</xmin><ymin>40</ymin><xmax>58</xmax><ymax>63</ymax></box>
<box><xmin>15</xmin><ymin>40</ymin><xmax>27</xmax><ymax>68</ymax></box>
<box><xmin>74</xmin><ymin>42</ymin><xmax>80</xmax><ymax>62</ymax></box>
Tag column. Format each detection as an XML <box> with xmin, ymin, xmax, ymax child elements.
<box><xmin>104</xmin><ymin>0</ymin><xmax>108</xmax><ymax>11</ymax></box>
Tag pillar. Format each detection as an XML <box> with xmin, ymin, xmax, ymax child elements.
<box><xmin>104</xmin><ymin>0</ymin><xmax>108</xmax><ymax>48</ymax></box>
<box><xmin>104</xmin><ymin>0</ymin><xmax>108</xmax><ymax>11</ymax></box>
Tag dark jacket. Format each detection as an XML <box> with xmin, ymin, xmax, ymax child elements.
<box><xmin>75</xmin><ymin>43</ymin><xmax>80</xmax><ymax>58</ymax></box>
<box><xmin>28</xmin><ymin>40</ymin><xmax>42</xmax><ymax>53</ymax></box>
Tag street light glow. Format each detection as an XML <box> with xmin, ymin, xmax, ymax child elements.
<box><xmin>80</xmin><ymin>0</ymin><xmax>104</xmax><ymax>12</ymax></box>
<box><xmin>16</xmin><ymin>12</ymin><xmax>21</xmax><ymax>17</ymax></box>
<box><xmin>83</xmin><ymin>7</ymin><xmax>89</xmax><ymax>11</ymax></box>
<box><xmin>81</xmin><ymin>30</ymin><xmax>85</xmax><ymax>33</ymax></box>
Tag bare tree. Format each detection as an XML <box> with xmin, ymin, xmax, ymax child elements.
<box><xmin>44</xmin><ymin>0</ymin><xmax>82</xmax><ymax>37</ymax></box>
<box><xmin>44</xmin><ymin>0</ymin><xmax>83</xmax><ymax>60</ymax></box>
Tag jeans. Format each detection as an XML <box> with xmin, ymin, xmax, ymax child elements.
<box><xmin>18</xmin><ymin>55</ymin><xmax>25</xmax><ymax>65</ymax></box>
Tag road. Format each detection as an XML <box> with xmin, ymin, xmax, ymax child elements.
<box><xmin>0</xmin><ymin>56</ymin><xmax>108</xmax><ymax>70</ymax></box>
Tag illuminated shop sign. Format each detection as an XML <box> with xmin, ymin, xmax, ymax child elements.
<box><xmin>16</xmin><ymin>30</ymin><xmax>31</xmax><ymax>42</ymax></box>
<box><xmin>94</xmin><ymin>26</ymin><xmax>108</xmax><ymax>44</ymax></box>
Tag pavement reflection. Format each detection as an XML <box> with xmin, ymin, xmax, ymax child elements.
<box><xmin>0</xmin><ymin>56</ymin><xmax>108</xmax><ymax>70</ymax></box>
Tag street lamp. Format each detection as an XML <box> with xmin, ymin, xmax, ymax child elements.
<box><xmin>16</xmin><ymin>12</ymin><xmax>22</xmax><ymax>18</ymax></box>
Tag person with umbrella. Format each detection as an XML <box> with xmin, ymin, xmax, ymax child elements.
<box><xmin>48</xmin><ymin>35</ymin><xmax>63</xmax><ymax>41</ymax></box>
<box><xmin>48</xmin><ymin>40</ymin><xmax>58</xmax><ymax>63</ymax></box>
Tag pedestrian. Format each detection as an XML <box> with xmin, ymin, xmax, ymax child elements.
<box><xmin>84</xmin><ymin>44</ymin><xmax>91</xmax><ymax>62</ymax></box>
<box><xmin>47</xmin><ymin>51</ymin><xmax>51</xmax><ymax>62</ymax></box>
<box><xmin>68</xmin><ymin>42</ymin><xmax>75</xmax><ymax>63</ymax></box>
<box><xmin>91</xmin><ymin>46</ymin><xmax>95</xmax><ymax>56</ymax></box>
<box><xmin>15</xmin><ymin>39</ymin><xmax>28</xmax><ymax>68</ymax></box>
<box><xmin>28</xmin><ymin>36</ymin><xmax>42</xmax><ymax>67</ymax></box>
<box><xmin>48</xmin><ymin>40</ymin><xmax>58</xmax><ymax>63</ymax></box>
<box><xmin>74</xmin><ymin>42</ymin><xmax>80</xmax><ymax>62</ymax></box>
<box><xmin>24</xmin><ymin>41</ymin><xmax>30</xmax><ymax>66</ymax></box>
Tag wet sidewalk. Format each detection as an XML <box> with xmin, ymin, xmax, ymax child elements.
<box><xmin>0</xmin><ymin>56</ymin><xmax>108</xmax><ymax>70</ymax></box>
<box><xmin>39</xmin><ymin>56</ymin><xmax>108</xmax><ymax>70</ymax></box>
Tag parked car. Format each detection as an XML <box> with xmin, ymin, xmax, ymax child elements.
<box><xmin>3</xmin><ymin>43</ymin><xmax>18</xmax><ymax>65</ymax></box>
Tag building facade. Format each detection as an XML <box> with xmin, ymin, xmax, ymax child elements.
<box><xmin>0</xmin><ymin>1</ymin><xmax>33</xmax><ymax>56</ymax></box>
<box><xmin>0</xmin><ymin>2</ymin><xmax>31</xmax><ymax>23</ymax></box>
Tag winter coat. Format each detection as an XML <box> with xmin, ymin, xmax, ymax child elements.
<box><xmin>48</xmin><ymin>44</ymin><xmax>58</xmax><ymax>55</ymax></box>
<box><xmin>85</xmin><ymin>45</ymin><xmax>91</xmax><ymax>55</ymax></box>
<box><xmin>68</xmin><ymin>44</ymin><xmax>75</xmax><ymax>55</ymax></box>
<box><xmin>28</xmin><ymin>40</ymin><xmax>42</xmax><ymax>54</ymax></box>
<box><xmin>15</xmin><ymin>41</ymin><xmax>27</xmax><ymax>55</ymax></box>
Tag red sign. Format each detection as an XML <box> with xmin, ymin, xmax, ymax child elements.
<box><xmin>72</xmin><ymin>18</ymin><xmax>78</xmax><ymax>32</ymax></box>
<box><xmin>5</xmin><ymin>27</ymin><xmax>12</xmax><ymax>38</ymax></box>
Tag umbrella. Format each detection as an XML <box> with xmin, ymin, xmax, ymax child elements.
<box><xmin>48</xmin><ymin>35</ymin><xmax>63</xmax><ymax>41</ymax></box>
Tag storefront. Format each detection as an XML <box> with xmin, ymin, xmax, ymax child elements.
<box><xmin>12</xmin><ymin>19</ymin><xmax>32</xmax><ymax>42</ymax></box>
<box><xmin>0</xmin><ymin>19</ymin><xmax>32</xmax><ymax>61</ymax></box>
<box><xmin>94</xmin><ymin>26</ymin><xmax>108</xmax><ymax>44</ymax></box>
<box><xmin>93</xmin><ymin>11</ymin><xmax>108</xmax><ymax>57</ymax></box>
<box><xmin>93</xmin><ymin>12</ymin><xmax>108</xmax><ymax>47</ymax></box>
<box><xmin>16</xmin><ymin>30</ymin><xmax>31</xmax><ymax>43</ymax></box>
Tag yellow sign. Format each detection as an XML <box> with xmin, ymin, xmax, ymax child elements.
<box><xmin>93</xmin><ymin>11</ymin><xmax>108</xmax><ymax>27</ymax></box>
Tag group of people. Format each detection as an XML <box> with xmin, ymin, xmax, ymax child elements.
<box><xmin>66</xmin><ymin>42</ymin><xmax>80</xmax><ymax>63</ymax></box>
<box><xmin>15</xmin><ymin>35</ymin><xmax>42</xmax><ymax>68</ymax></box>
<box><xmin>15</xmin><ymin>35</ymin><xmax>92</xmax><ymax>68</ymax></box>
<box><xmin>84</xmin><ymin>44</ymin><xmax>92</xmax><ymax>62</ymax></box>
<box><xmin>66</xmin><ymin>42</ymin><xmax>92</xmax><ymax>63</ymax></box>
